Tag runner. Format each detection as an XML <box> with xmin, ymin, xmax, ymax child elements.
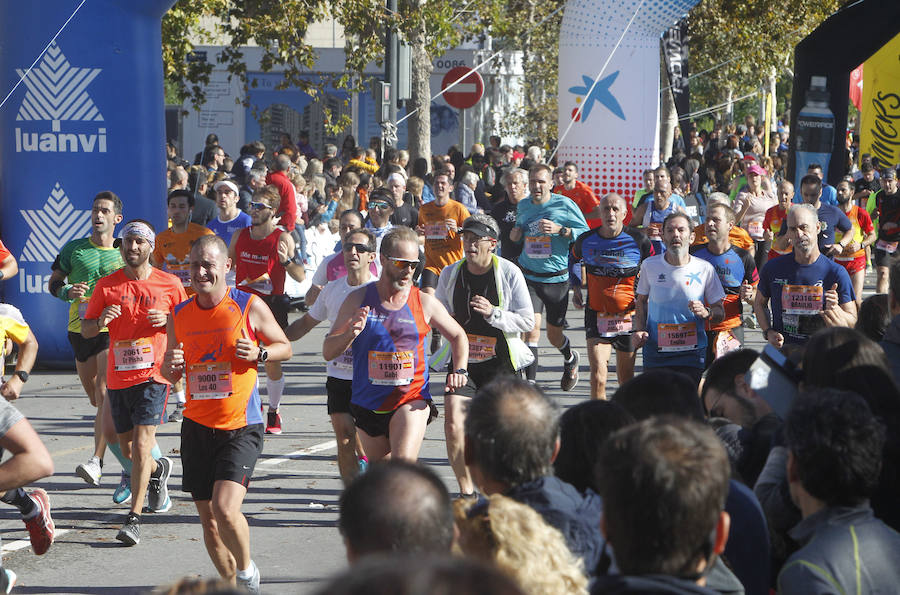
<box><xmin>207</xmin><ymin>181</ymin><xmax>251</xmax><ymax>245</ymax></box>
<box><xmin>632</xmin><ymin>212</ymin><xmax>726</xmax><ymax>386</ymax></box>
<box><xmin>755</xmin><ymin>205</ymin><xmax>857</xmax><ymax>348</ymax></box>
<box><xmin>690</xmin><ymin>203</ymin><xmax>758</xmax><ymax>365</ymax></box>
<box><xmin>834</xmin><ymin>179</ymin><xmax>876</xmax><ymax>307</ymax></box>
<box><xmin>763</xmin><ymin>181</ymin><xmax>794</xmax><ymax>262</ymax></box>
<box><xmin>571</xmin><ymin>193</ymin><xmax>653</xmax><ymax>399</ymax></box>
<box><xmin>284</xmin><ymin>228</ymin><xmax>378</xmax><ymax>484</ymax></box>
<box><xmin>871</xmin><ymin>168</ymin><xmax>900</xmax><ymax>294</ymax></box>
<box><xmin>510</xmin><ymin>164</ymin><xmax>589</xmax><ymax>390</ymax></box>
<box><xmin>416</xmin><ymin>169</ymin><xmax>470</xmax><ymax>353</ymax></box>
<box><xmin>433</xmin><ymin>214</ymin><xmax>534</xmax><ymax>496</ymax></box>
<box><xmin>324</xmin><ymin>227</ymin><xmax>468</xmax><ymax>463</ymax></box>
<box><xmin>229</xmin><ymin>185</ymin><xmax>305</xmax><ymax>435</ymax></box>
<box><xmin>632</xmin><ymin>166</ymin><xmax>686</xmax><ymax>255</ymax></box>
<box><xmin>48</xmin><ymin>191</ymin><xmax>133</xmax><ymax>504</ymax></box>
<box><xmin>305</xmin><ymin>209</ymin><xmax>377</xmax><ymax>308</ymax></box>
<box><xmin>152</xmin><ymin>191</ymin><xmax>214</xmax><ymax>423</ymax></box>
<box><xmin>553</xmin><ymin>161</ymin><xmax>602</xmax><ymax>228</ymax></box>
<box><xmin>163</xmin><ymin>234</ymin><xmax>292</xmax><ymax>594</ymax></box>
<box><xmin>83</xmin><ymin>220</ymin><xmax>187</xmax><ymax>545</ymax></box>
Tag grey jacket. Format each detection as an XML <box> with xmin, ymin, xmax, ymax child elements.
<box><xmin>777</xmin><ymin>504</ymin><xmax>900</xmax><ymax>594</ymax></box>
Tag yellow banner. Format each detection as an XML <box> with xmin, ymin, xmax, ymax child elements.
<box><xmin>860</xmin><ymin>32</ymin><xmax>900</xmax><ymax>168</ymax></box>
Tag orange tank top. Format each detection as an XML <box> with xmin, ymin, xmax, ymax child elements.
<box><xmin>173</xmin><ymin>288</ymin><xmax>263</xmax><ymax>430</ymax></box>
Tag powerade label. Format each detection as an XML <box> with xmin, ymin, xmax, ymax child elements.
<box><xmin>795</xmin><ymin>113</ymin><xmax>834</xmax><ymax>154</ymax></box>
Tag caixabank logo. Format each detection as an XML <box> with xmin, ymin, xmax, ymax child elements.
<box><xmin>14</xmin><ymin>42</ymin><xmax>107</xmax><ymax>153</ymax></box>
<box><xmin>17</xmin><ymin>183</ymin><xmax>92</xmax><ymax>294</ymax></box>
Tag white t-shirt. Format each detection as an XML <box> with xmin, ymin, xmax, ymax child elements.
<box><xmin>636</xmin><ymin>254</ymin><xmax>725</xmax><ymax>369</ymax></box>
<box><xmin>309</xmin><ymin>278</ymin><xmax>377</xmax><ymax>379</ymax></box>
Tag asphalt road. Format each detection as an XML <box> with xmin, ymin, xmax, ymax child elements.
<box><xmin>2</xmin><ymin>267</ymin><xmax>860</xmax><ymax>594</ymax></box>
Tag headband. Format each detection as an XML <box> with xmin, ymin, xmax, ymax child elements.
<box><xmin>120</xmin><ymin>221</ymin><xmax>156</xmax><ymax>251</ymax></box>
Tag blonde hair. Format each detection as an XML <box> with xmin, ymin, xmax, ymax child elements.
<box><xmin>453</xmin><ymin>495</ymin><xmax>588</xmax><ymax>595</ymax></box>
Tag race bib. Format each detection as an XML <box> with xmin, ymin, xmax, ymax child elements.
<box><xmin>657</xmin><ymin>322</ymin><xmax>698</xmax><ymax>352</ymax></box>
<box><xmin>597</xmin><ymin>313</ymin><xmax>633</xmax><ymax>337</ymax></box>
<box><xmin>368</xmin><ymin>350</ymin><xmax>414</xmax><ymax>386</ymax></box>
<box><xmin>242</xmin><ymin>274</ymin><xmax>272</xmax><ymax>295</ymax></box>
<box><xmin>781</xmin><ymin>284</ymin><xmax>823</xmax><ymax>315</ymax></box>
<box><xmin>524</xmin><ymin>235</ymin><xmax>552</xmax><ymax>259</ymax></box>
<box><xmin>715</xmin><ymin>329</ymin><xmax>742</xmax><ymax>358</ymax></box>
<box><xmin>424</xmin><ymin>223</ymin><xmax>448</xmax><ymax>240</ymax></box>
<box><xmin>187</xmin><ymin>362</ymin><xmax>233</xmax><ymax>399</ymax></box>
<box><xmin>877</xmin><ymin>239</ymin><xmax>898</xmax><ymax>254</ymax></box>
<box><xmin>169</xmin><ymin>263</ymin><xmax>191</xmax><ymax>287</ymax></box>
<box><xmin>333</xmin><ymin>348</ymin><xmax>354</xmax><ymax>372</ymax></box>
<box><xmin>467</xmin><ymin>334</ymin><xmax>497</xmax><ymax>362</ymax></box>
<box><xmin>77</xmin><ymin>299</ymin><xmax>90</xmax><ymax>320</ymax></box>
<box><xmin>747</xmin><ymin>220</ymin><xmax>764</xmax><ymax>239</ymax></box>
<box><xmin>648</xmin><ymin>222</ymin><xmax>662</xmax><ymax>240</ymax></box>
<box><xmin>113</xmin><ymin>338</ymin><xmax>154</xmax><ymax>371</ymax></box>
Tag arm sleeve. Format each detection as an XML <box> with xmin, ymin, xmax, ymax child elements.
<box><xmin>434</xmin><ymin>266</ymin><xmax>454</xmax><ymax>311</ymax></box>
<box><xmin>636</xmin><ymin>261</ymin><xmax>651</xmax><ymax>296</ymax></box>
<box><xmin>753</xmin><ymin>446</ymin><xmax>800</xmax><ymax>534</ymax></box>
<box><xmin>311</xmin><ymin>255</ymin><xmax>331</xmax><ymax>286</ymax></box>
<box><xmin>777</xmin><ymin>559</ymin><xmax>844</xmax><ymax>595</ymax></box>
<box><xmin>488</xmin><ymin>264</ymin><xmax>535</xmax><ymax>333</ymax></box>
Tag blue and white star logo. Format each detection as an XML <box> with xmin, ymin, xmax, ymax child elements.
<box><xmin>685</xmin><ymin>272</ymin><xmax>703</xmax><ymax>286</ymax></box>
<box><xmin>569</xmin><ymin>71</ymin><xmax>625</xmax><ymax>123</ymax></box>
<box><xmin>19</xmin><ymin>183</ymin><xmax>92</xmax><ymax>262</ymax></box>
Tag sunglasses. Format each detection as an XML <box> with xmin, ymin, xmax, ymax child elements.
<box><xmin>249</xmin><ymin>201</ymin><xmax>271</xmax><ymax>211</ymax></box>
<box><xmin>369</xmin><ymin>201</ymin><xmax>391</xmax><ymax>210</ymax></box>
<box><xmin>386</xmin><ymin>256</ymin><xmax>419</xmax><ymax>270</ymax></box>
<box><xmin>342</xmin><ymin>242</ymin><xmax>373</xmax><ymax>253</ymax></box>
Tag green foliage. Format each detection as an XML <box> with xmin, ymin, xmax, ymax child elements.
<box><xmin>687</xmin><ymin>0</ymin><xmax>843</xmax><ymax>124</ymax></box>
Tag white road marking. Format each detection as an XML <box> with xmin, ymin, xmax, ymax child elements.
<box><xmin>258</xmin><ymin>440</ymin><xmax>337</xmax><ymax>466</ymax></box>
<box><xmin>2</xmin><ymin>528</ymin><xmax>71</xmax><ymax>556</ymax></box>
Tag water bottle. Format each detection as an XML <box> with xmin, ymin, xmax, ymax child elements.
<box><xmin>794</xmin><ymin>76</ymin><xmax>835</xmax><ymax>189</ymax></box>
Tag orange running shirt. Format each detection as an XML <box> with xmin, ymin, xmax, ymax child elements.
<box><xmin>85</xmin><ymin>268</ymin><xmax>187</xmax><ymax>389</ymax></box>
<box><xmin>152</xmin><ymin>223</ymin><xmax>214</xmax><ymax>294</ymax></box>
<box><xmin>419</xmin><ymin>199</ymin><xmax>470</xmax><ymax>275</ymax></box>
<box><xmin>554</xmin><ymin>181</ymin><xmax>601</xmax><ymax>228</ymax></box>
<box><xmin>692</xmin><ymin>223</ymin><xmax>754</xmax><ymax>251</ymax></box>
<box><xmin>173</xmin><ymin>288</ymin><xmax>263</xmax><ymax>430</ymax></box>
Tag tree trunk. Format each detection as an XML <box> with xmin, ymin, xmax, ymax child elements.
<box><xmin>407</xmin><ymin>20</ymin><xmax>432</xmax><ymax>168</ymax></box>
<box><xmin>659</xmin><ymin>50</ymin><xmax>677</xmax><ymax>162</ymax></box>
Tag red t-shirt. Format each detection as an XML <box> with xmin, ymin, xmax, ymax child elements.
<box><xmin>555</xmin><ymin>181</ymin><xmax>601</xmax><ymax>228</ymax></box>
<box><xmin>85</xmin><ymin>268</ymin><xmax>187</xmax><ymax>390</ymax></box>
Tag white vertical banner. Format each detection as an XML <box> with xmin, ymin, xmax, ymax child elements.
<box><xmin>557</xmin><ymin>0</ymin><xmax>699</xmax><ymax>203</ymax></box>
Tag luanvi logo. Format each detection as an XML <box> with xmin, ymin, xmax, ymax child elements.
<box><xmin>14</xmin><ymin>42</ymin><xmax>106</xmax><ymax>153</ymax></box>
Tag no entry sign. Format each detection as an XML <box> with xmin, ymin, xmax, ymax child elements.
<box><xmin>441</xmin><ymin>66</ymin><xmax>484</xmax><ymax>109</ymax></box>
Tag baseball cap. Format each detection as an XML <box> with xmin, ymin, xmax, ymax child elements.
<box><xmin>214</xmin><ymin>180</ymin><xmax>239</xmax><ymax>194</ymax></box>
<box><xmin>461</xmin><ymin>217</ymin><xmax>498</xmax><ymax>239</ymax></box>
<box><xmin>883</xmin><ymin>168</ymin><xmax>898</xmax><ymax>180</ymax></box>
<box><xmin>746</xmin><ymin>164</ymin><xmax>767</xmax><ymax>176</ymax></box>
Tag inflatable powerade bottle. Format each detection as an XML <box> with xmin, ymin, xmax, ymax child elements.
<box><xmin>794</xmin><ymin>75</ymin><xmax>835</xmax><ymax>190</ymax></box>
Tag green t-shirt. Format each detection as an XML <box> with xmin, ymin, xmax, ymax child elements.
<box><xmin>55</xmin><ymin>238</ymin><xmax>124</xmax><ymax>333</ymax></box>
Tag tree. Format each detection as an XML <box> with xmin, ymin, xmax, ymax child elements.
<box><xmin>686</xmin><ymin>0</ymin><xmax>843</xmax><ymax>128</ymax></box>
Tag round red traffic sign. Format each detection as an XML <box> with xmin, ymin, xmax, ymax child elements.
<box><xmin>441</xmin><ymin>66</ymin><xmax>484</xmax><ymax>110</ymax></box>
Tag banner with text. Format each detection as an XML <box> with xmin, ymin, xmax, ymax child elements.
<box><xmin>859</xmin><ymin>32</ymin><xmax>900</xmax><ymax>170</ymax></box>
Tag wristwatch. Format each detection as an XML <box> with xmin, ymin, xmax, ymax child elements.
<box><xmin>762</xmin><ymin>328</ymin><xmax>772</xmax><ymax>340</ymax></box>
<box><xmin>559</xmin><ymin>226</ymin><xmax>569</xmax><ymax>237</ymax></box>
<box><xmin>14</xmin><ymin>371</ymin><xmax>29</xmax><ymax>383</ymax></box>
<box><xmin>454</xmin><ymin>368</ymin><xmax>469</xmax><ymax>377</ymax></box>
<box><xmin>257</xmin><ymin>346</ymin><xmax>269</xmax><ymax>363</ymax></box>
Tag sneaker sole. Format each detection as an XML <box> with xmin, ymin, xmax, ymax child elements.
<box><xmin>2</xmin><ymin>568</ymin><xmax>16</xmax><ymax>594</ymax></box>
<box><xmin>75</xmin><ymin>465</ymin><xmax>101</xmax><ymax>487</ymax></box>
<box><xmin>113</xmin><ymin>493</ymin><xmax>132</xmax><ymax>505</ymax></box>
<box><xmin>116</xmin><ymin>530</ymin><xmax>139</xmax><ymax>546</ymax></box>
<box><xmin>265</xmin><ymin>428</ymin><xmax>282</xmax><ymax>435</ymax></box>
<box><xmin>147</xmin><ymin>457</ymin><xmax>173</xmax><ymax>512</ymax></box>
<box><xmin>561</xmin><ymin>352</ymin><xmax>580</xmax><ymax>391</ymax></box>
<box><xmin>144</xmin><ymin>497</ymin><xmax>172</xmax><ymax>513</ymax></box>
<box><xmin>27</xmin><ymin>488</ymin><xmax>54</xmax><ymax>555</ymax></box>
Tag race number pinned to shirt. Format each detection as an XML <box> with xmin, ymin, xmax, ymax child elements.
<box><xmin>333</xmin><ymin>348</ymin><xmax>354</xmax><ymax>372</ymax></box>
<box><xmin>781</xmin><ymin>285</ymin><xmax>823</xmax><ymax>315</ymax></box>
<box><xmin>187</xmin><ymin>362</ymin><xmax>233</xmax><ymax>399</ymax></box>
<box><xmin>597</xmin><ymin>313</ymin><xmax>633</xmax><ymax>337</ymax></box>
<box><xmin>657</xmin><ymin>322</ymin><xmax>698</xmax><ymax>352</ymax></box>
<box><xmin>169</xmin><ymin>263</ymin><xmax>191</xmax><ymax>287</ymax></box>
<box><xmin>876</xmin><ymin>239</ymin><xmax>898</xmax><ymax>254</ymax></box>
<box><xmin>467</xmin><ymin>334</ymin><xmax>497</xmax><ymax>362</ymax></box>
<box><xmin>113</xmin><ymin>338</ymin><xmax>154</xmax><ymax>371</ymax></box>
<box><xmin>368</xmin><ymin>350</ymin><xmax>414</xmax><ymax>385</ymax></box>
<box><xmin>524</xmin><ymin>235</ymin><xmax>552</xmax><ymax>259</ymax></box>
<box><xmin>424</xmin><ymin>224</ymin><xmax>449</xmax><ymax>240</ymax></box>
<box><xmin>747</xmin><ymin>220</ymin><xmax>764</xmax><ymax>239</ymax></box>
<box><xmin>715</xmin><ymin>329</ymin><xmax>742</xmax><ymax>358</ymax></box>
<box><xmin>242</xmin><ymin>274</ymin><xmax>273</xmax><ymax>295</ymax></box>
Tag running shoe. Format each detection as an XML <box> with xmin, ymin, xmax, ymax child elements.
<box><xmin>147</xmin><ymin>456</ymin><xmax>172</xmax><ymax>513</ymax></box>
<box><xmin>560</xmin><ymin>351</ymin><xmax>580</xmax><ymax>392</ymax></box>
<box><xmin>168</xmin><ymin>404</ymin><xmax>185</xmax><ymax>423</ymax></box>
<box><xmin>116</xmin><ymin>513</ymin><xmax>141</xmax><ymax>546</ymax></box>
<box><xmin>0</xmin><ymin>568</ymin><xmax>16</xmax><ymax>594</ymax></box>
<box><xmin>113</xmin><ymin>470</ymin><xmax>132</xmax><ymax>505</ymax></box>
<box><xmin>236</xmin><ymin>560</ymin><xmax>260</xmax><ymax>594</ymax></box>
<box><xmin>75</xmin><ymin>456</ymin><xmax>102</xmax><ymax>486</ymax></box>
<box><xmin>265</xmin><ymin>410</ymin><xmax>282</xmax><ymax>435</ymax></box>
<box><xmin>23</xmin><ymin>489</ymin><xmax>54</xmax><ymax>555</ymax></box>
